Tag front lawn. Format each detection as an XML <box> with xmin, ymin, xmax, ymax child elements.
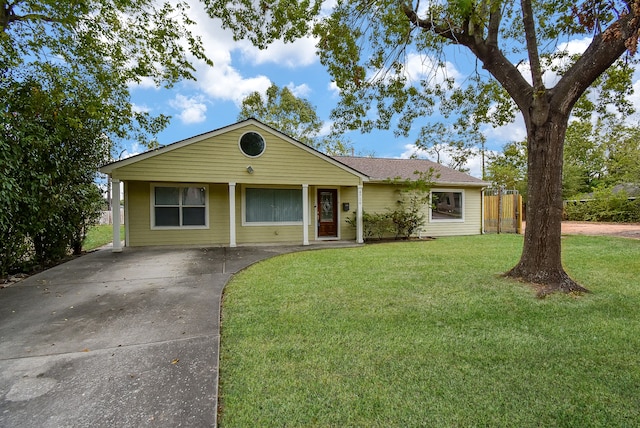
<box><xmin>219</xmin><ymin>235</ymin><xmax>640</xmax><ymax>427</ymax></box>
<box><xmin>82</xmin><ymin>224</ymin><xmax>124</xmax><ymax>251</ymax></box>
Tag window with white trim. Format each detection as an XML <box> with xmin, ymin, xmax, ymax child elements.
<box><xmin>430</xmin><ymin>190</ymin><xmax>464</xmax><ymax>221</ymax></box>
<box><xmin>152</xmin><ymin>185</ymin><xmax>208</xmax><ymax>228</ymax></box>
<box><xmin>239</xmin><ymin>131</ymin><xmax>266</xmax><ymax>157</ymax></box>
<box><xmin>245</xmin><ymin>188</ymin><xmax>303</xmax><ymax>224</ymax></box>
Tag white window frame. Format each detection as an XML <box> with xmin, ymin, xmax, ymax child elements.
<box><xmin>238</xmin><ymin>131</ymin><xmax>267</xmax><ymax>158</ymax></box>
<box><xmin>242</xmin><ymin>185</ymin><xmax>304</xmax><ymax>226</ymax></box>
<box><xmin>150</xmin><ymin>183</ymin><xmax>209</xmax><ymax>230</ymax></box>
<box><xmin>429</xmin><ymin>189</ymin><xmax>465</xmax><ymax>223</ymax></box>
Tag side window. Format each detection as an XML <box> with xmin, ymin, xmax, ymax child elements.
<box><xmin>431</xmin><ymin>191</ymin><xmax>464</xmax><ymax>221</ymax></box>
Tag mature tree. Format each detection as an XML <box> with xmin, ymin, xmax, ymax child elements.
<box><xmin>1</xmin><ymin>0</ymin><xmax>213</xmax><ymax>273</ymax></box>
<box><xmin>600</xmin><ymin>123</ymin><xmax>640</xmax><ymax>186</ymax></box>
<box><xmin>564</xmin><ymin>116</ymin><xmax>640</xmax><ymax>197</ymax></box>
<box><xmin>412</xmin><ymin>123</ymin><xmax>479</xmax><ymax>173</ymax></box>
<box><xmin>486</xmin><ymin>140</ymin><xmax>528</xmax><ymax>197</ymax></box>
<box><xmin>2</xmin><ymin>0</ymin><xmax>211</xmax><ymax>145</ymax></box>
<box><xmin>563</xmin><ymin>121</ymin><xmax>607</xmax><ymax>197</ymax></box>
<box><xmin>207</xmin><ymin>0</ymin><xmax>640</xmax><ymax>294</ymax></box>
<box><xmin>238</xmin><ymin>83</ymin><xmax>352</xmax><ymax>155</ymax></box>
<box><xmin>1</xmin><ymin>73</ymin><xmax>110</xmax><ymax>272</ymax></box>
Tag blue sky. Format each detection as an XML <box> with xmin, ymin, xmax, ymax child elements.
<box><xmin>124</xmin><ymin>2</ymin><xmax>640</xmax><ymax>179</ymax></box>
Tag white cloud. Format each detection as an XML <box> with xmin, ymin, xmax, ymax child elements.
<box><xmin>481</xmin><ymin>112</ymin><xmax>527</xmax><ymax>148</ymax></box>
<box><xmin>558</xmin><ymin>38</ymin><xmax>591</xmax><ymax>55</ymax></box>
<box><xmin>286</xmin><ymin>82</ymin><xmax>312</xmax><ymax>98</ymax></box>
<box><xmin>238</xmin><ymin>37</ymin><xmax>319</xmax><ymax>68</ymax></box>
<box><xmin>170</xmin><ymin>94</ymin><xmax>207</xmax><ymax>124</ymax></box>
<box><xmin>319</xmin><ymin>120</ymin><xmax>334</xmax><ymax>137</ymax></box>
<box><xmin>404</xmin><ymin>52</ymin><xmax>462</xmax><ymax>86</ymax></box>
<box><xmin>328</xmin><ymin>81</ymin><xmax>340</xmax><ymax>97</ymax></box>
<box><xmin>130</xmin><ymin>76</ymin><xmax>158</xmax><ymax>90</ymax></box>
<box><xmin>197</xmin><ymin>63</ymin><xmax>272</xmax><ymax>105</ymax></box>
<box><xmin>131</xmin><ymin>103</ymin><xmax>150</xmax><ymax>114</ymax></box>
<box><xmin>177</xmin><ymin>1</ymin><xmax>318</xmax><ymax>106</ymax></box>
<box><xmin>120</xmin><ymin>142</ymin><xmax>143</xmax><ymax>159</ymax></box>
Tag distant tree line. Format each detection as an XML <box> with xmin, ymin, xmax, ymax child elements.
<box><xmin>486</xmin><ymin>117</ymin><xmax>640</xmax><ymax>222</ymax></box>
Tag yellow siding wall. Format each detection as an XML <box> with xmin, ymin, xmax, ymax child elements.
<box><xmin>125</xmin><ymin>180</ymin><xmax>482</xmax><ymax>247</ymax></box>
<box><xmin>360</xmin><ymin>184</ymin><xmax>483</xmax><ymax>238</ymax></box>
<box><xmin>424</xmin><ymin>188</ymin><xmax>483</xmax><ymax>236</ymax></box>
<box><xmin>362</xmin><ymin>183</ymin><xmax>402</xmax><ymax>213</ymax></box>
<box><xmin>112</xmin><ymin>125</ymin><xmax>360</xmax><ymax>186</ymax></box>
<box><xmin>126</xmin><ymin>181</ymin><xmax>229</xmax><ymax>247</ymax></box>
<box><xmin>339</xmin><ymin>186</ymin><xmax>358</xmax><ymax>240</ymax></box>
<box><xmin>127</xmin><ymin>181</ymin><xmax>324</xmax><ymax>246</ymax></box>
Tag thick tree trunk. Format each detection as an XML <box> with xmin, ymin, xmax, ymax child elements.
<box><xmin>505</xmin><ymin>111</ymin><xmax>590</xmax><ymax>296</ymax></box>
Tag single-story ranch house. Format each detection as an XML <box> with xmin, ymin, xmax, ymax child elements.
<box><xmin>100</xmin><ymin>119</ymin><xmax>489</xmax><ymax>251</ymax></box>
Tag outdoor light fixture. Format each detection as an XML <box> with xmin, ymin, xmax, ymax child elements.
<box><xmin>246</xmin><ymin>165</ymin><xmax>254</xmax><ymax>174</ymax></box>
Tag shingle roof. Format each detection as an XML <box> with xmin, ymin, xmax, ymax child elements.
<box><xmin>333</xmin><ymin>156</ymin><xmax>489</xmax><ymax>186</ymax></box>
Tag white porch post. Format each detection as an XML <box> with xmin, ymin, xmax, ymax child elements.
<box><xmin>302</xmin><ymin>184</ymin><xmax>309</xmax><ymax>246</ymax></box>
<box><xmin>357</xmin><ymin>184</ymin><xmax>364</xmax><ymax>244</ymax></box>
<box><xmin>111</xmin><ymin>178</ymin><xmax>122</xmax><ymax>252</ymax></box>
<box><xmin>229</xmin><ymin>183</ymin><xmax>237</xmax><ymax>248</ymax></box>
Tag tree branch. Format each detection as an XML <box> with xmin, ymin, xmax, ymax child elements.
<box><xmin>2</xmin><ymin>0</ymin><xmax>58</xmax><ymax>32</ymax></box>
<box><xmin>401</xmin><ymin>2</ymin><xmax>471</xmax><ymax>45</ymax></box>
<box><xmin>486</xmin><ymin>2</ymin><xmax>502</xmax><ymax>46</ymax></box>
<box><xmin>401</xmin><ymin>2</ymin><xmax>532</xmax><ymax>112</ymax></box>
<box><xmin>553</xmin><ymin>10</ymin><xmax>640</xmax><ymax>116</ymax></box>
<box><xmin>521</xmin><ymin>0</ymin><xmax>544</xmax><ymax>91</ymax></box>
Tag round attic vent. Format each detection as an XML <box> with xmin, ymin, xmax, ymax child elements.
<box><xmin>239</xmin><ymin>131</ymin><xmax>266</xmax><ymax>157</ymax></box>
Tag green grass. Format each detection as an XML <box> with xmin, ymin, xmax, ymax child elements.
<box><xmin>82</xmin><ymin>224</ymin><xmax>124</xmax><ymax>251</ymax></box>
<box><xmin>219</xmin><ymin>235</ymin><xmax>640</xmax><ymax>427</ymax></box>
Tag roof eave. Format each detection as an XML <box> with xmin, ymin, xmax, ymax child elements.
<box><xmin>367</xmin><ymin>178</ymin><xmax>489</xmax><ymax>187</ymax></box>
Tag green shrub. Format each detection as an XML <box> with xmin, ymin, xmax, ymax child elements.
<box><xmin>564</xmin><ymin>187</ymin><xmax>640</xmax><ymax>222</ymax></box>
<box><xmin>346</xmin><ymin>211</ymin><xmax>394</xmax><ymax>241</ymax></box>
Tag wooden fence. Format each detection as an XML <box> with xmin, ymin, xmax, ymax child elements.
<box><xmin>98</xmin><ymin>208</ymin><xmax>124</xmax><ymax>225</ymax></box>
<box><xmin>484</xmin><ymin>192</ymin><xmax>523</xmax><ymax>234</ymax></box>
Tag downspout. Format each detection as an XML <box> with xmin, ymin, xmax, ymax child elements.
<box><xmin>481</xmin><ymin>187</ymin><xmax>486</xmax><ymax>235</ymax></box>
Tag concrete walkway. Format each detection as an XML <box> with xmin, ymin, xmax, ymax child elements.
<box><xmin>0</xmin><ymin>243</ymin><xmax>358</xmax><ymax>427</ymax></box>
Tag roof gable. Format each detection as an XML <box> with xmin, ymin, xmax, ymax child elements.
<box><xmin>100</xmin><ymin>119</ymin><xmax>368</xmax><ymax>181</ymax></box>
<box><xmin>333</xmin><ymin>156</ymin><xmax>489</xmax><ymax>186</ymax></box>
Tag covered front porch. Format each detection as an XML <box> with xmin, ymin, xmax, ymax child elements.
<box><xmin>109</xmin><ymin>180</ymin><xmax>364</xmax><ymax>251</ymax></box>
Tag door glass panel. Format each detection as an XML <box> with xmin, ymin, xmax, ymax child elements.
<box><xmin>320</xmin><ymin>191</ymin><xmax>334</xmax><ymax>222</ymax></box>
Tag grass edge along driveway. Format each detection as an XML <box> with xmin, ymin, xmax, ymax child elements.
<box><xmin>219</xmin><ymin>234</ymin><xmax>640</xmax><ymax>427</ymax></box>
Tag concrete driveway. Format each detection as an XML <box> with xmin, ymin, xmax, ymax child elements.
<box><xmin>0</xmin><ymin>244</ymin><xmax>342</xmax><ymax>427</ymax></box>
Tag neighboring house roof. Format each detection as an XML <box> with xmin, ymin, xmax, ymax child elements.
<box><xmin>334</xmin><ymin>156</ymin><xmax>489</xmax><ymax>187</ymax></box>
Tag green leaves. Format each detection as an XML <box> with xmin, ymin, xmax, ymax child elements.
<box><xmin>3</xmin><ymin>0</ymin><xmax>212</xmax><ymax>147</ymax></box>
<box><xmin>203</xmin><ymin>0</ymin><xmax>322</xmax><ymax>48</ymax></box>
<box><xmin>238</xmin><ymin>83</ymin><xmax>352</xmax><ymax>155</ymax></box>
<box><xmin>1</xmin><ymin>72</ymin><xmax>110</xmax><ymax>272</ymax></box>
